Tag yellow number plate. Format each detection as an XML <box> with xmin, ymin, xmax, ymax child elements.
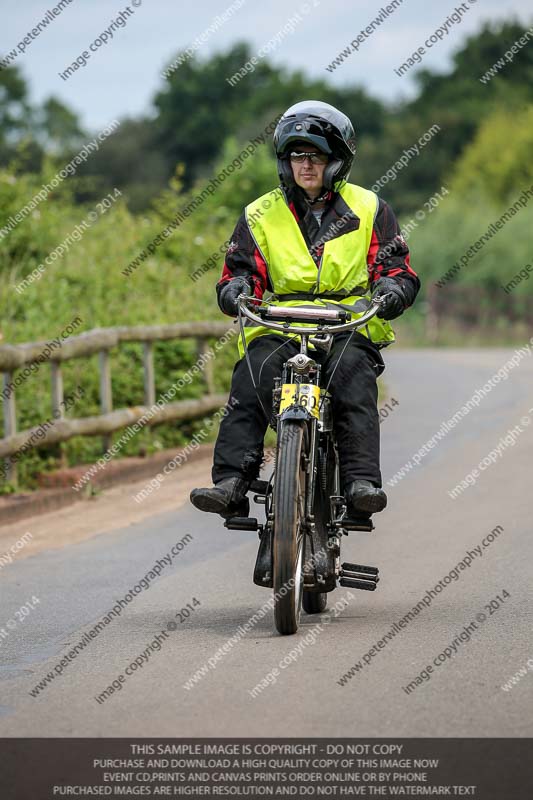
<box><xmin>279</xmin><ymin>383</ymin><xmax>321</xmax><ymax>419</ymax></box>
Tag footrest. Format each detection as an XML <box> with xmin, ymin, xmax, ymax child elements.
<box><xmin>249</xmin><ymin>479</ymin><xmax>269</xmax><ymax>495</ymax></box>
<box><xmin>342</xmin><ymin>562</ymin><xmax>378</xmax><ymax>576</ymax></box>
<box><xmin>338</xmin><ymin>517</ymin><xmax>375</xmax><ymax>532</ymax></box>
<box><xmin>340</xmin><ymin>577</ymin><xmax>378</xmax><ymax>591</ymax></box>
<box><xmin>224</xmin><ymin>517</ymin><xmax>259</xmax><ymax>531</ymax></box>
<box><xmin>339</xmin><ymin>562</ymin><xmax>379</xmax><ymax>591</ymax></box>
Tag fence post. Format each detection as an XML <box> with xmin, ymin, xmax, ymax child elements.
<box><xmin>99</xmin><ymin>350</ymin><xmax>112</xmax><ymax>453</ymax></box>
<box><xmin>143</xmin><ymin>342</ymin><xmax>156</xmax><ymax>408</ymax></box>
<box><xmin>50</xmin><ymin>362</ymin><xmax>64</xmax><ymax>418</ymax></box>
<box><xmin>50</xmin><ymin>361</ymin><xmax>67</xmax><ymax>467</ymax></box>
<box><xmin>2</xmin><ymin>372</ymin><xmax>17</xmax><ymax>487</ymax></box>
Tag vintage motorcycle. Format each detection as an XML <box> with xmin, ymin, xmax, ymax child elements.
<box><xmin>223</xmin><ymin>294</ymin><xmax>383</xmax><ymax>635</ymax></box>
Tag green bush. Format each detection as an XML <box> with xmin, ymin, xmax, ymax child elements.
<box><xmin>0</xmin><ymin>146</ymin><xmax>277</xmax><ymax>487</ymax></box>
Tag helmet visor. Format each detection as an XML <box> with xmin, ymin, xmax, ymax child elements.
<box><xmin>276</xmin><ymin>118</ymin><xmax>332</xmax><ymax>156</ymax></box>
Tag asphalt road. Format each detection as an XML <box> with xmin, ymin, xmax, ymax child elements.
<box><xmin>1</xmin><ymin>348</ymin><xmax>532</xmax><ymax>737</ymax></box>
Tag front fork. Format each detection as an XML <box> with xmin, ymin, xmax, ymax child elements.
<box><xmin>272</xmin><ymin>365</ymin><xmax>320</xmax><ymax>528</ymax></box>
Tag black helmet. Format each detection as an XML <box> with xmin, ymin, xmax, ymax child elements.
<box><xmin>273</xmin><ymin>100</ymin><xmax>356</xmax><ymax>192</ymax></box>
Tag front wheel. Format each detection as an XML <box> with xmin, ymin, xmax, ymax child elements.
<box><xmin>273</xmin><ymin>420</ymin><xmax>307</xmax><ymax>635</ymax></box>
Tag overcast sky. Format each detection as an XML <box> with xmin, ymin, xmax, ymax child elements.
<box><xmin>2</xmin><ymin>0</ymin><xmax>532</xmax><ymax>132</ymax></box>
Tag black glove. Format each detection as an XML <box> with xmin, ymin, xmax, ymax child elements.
<box><xmin>218</xmin><ymin>277</ymin><xmax>252</xmax><ymax>317</ymax></box>
<box><xmin>371</xmin><ymin>277</ymin><xmax>407</xmax><ymax>321</ymax></box>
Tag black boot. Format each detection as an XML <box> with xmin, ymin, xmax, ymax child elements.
<box><xmin>345</xmin><ymin>479</ymin><xmax>387</xmax><ymax>515</ymax></box>
<box><xmin>190</xmin><ymin>476</ymin><xmax>250</xmax><ymax>519</ymax></box>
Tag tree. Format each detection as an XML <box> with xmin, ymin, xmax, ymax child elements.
<box><xmin>73</xmin><ymin>118</ymin><xmax>168</xmax><ymax>212</ymax></box>
<box><xmin>451</xmin><ymin>105</ymin><xmax>533</xmax><ymax>204</ymax></box>
<box><xmin>37</xmin><ymin>97</ymin><xmax>86</xmax><ymax>153</ymax></box>
<box><xmin>0</xmin><ymin>64</ymin><xmax>34</xmax><ymax>164</ymax></box>
<box><xmin>153</xmin><ymin>42</ymin><xmax>386</xmax><ymax>188</ymax></box>
<box><xmin>0</xmin><ymin>65</ymin><xmax>85</xmax><ymax>170</ymax></box>
<box><xmin>375</xmin><ymin>20</ymin><xmax>533</xmax><ymax>215</ymax></box>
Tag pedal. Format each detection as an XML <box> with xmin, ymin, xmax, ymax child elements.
<box><xmin>342</xmin><ymin>562</ymin><xmax>378</xmax><ymax>576</ymax></box>
<box><xmin>224</xmin><ymin>517</ymin><xmax>259</xmax><ymax>531</ymax></box>
<box><xmin>250</xmin><ymin>479</ymin><xmax>269</xmax><ymax>505</ymax></box>
<box><xmin>249</xmin><ymin>479</ymin><xmax>269</xmax><ymax>495</ymax></box>
<box><xmin>337</xmin><ymin>517</ymin><xmax>374</xmax><ymax>532</ymax></box>
<box><xmin>340</xmin><ymin>577</ymin><xmax>378</xmax><ymax>591</ymax></box>
<box><xmin>339</xmin><ymin>562</ymin><xmax>379</xmax><ymax>591</ymax></box>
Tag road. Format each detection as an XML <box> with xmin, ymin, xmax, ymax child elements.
<box><xmin>0</xmin><ymin>348</ymin><xmax>532</xmax><ymax>737</ymax></box>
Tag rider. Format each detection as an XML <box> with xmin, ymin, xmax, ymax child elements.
<box><xmin>190</xmin><ymin>100</ymin><xmax>420</xmax><ymax>519</ymax></box>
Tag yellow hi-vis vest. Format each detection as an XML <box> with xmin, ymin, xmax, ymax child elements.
<box><xmin>238</xmin><ymin>183</ymin><xmax>395</xmax><ymax>358</ymax></box>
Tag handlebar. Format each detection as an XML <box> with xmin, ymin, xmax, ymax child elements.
<box><xmin>236</xmin><ymin>294</ymin><xmax>383</xmax><ymax>336</ymax></box>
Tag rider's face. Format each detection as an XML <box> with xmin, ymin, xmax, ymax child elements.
<box><xmin>290</xmin><ymin>144</ymin><xmax>328</xmax><ymax>197</ymax></box>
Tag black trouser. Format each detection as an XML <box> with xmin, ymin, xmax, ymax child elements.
<box><xmin>212</xmin><ymin>331</ymin><xmax>385</xmax><ymax>490</ymax></box>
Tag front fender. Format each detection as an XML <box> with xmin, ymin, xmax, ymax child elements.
<box><xmin>279</xmin><ymin>405</ymin><xmax>313</xmax><ymax>423</ymax></box>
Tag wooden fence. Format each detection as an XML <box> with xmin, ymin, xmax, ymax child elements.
<box><xmin>0</xmin><ymin>321</ymin><xmax>234</xmax><ymax>485</ymax></box>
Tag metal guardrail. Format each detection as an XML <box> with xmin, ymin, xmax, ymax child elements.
<box><xmin>0</xmin><ymin>321</ymin><xmax>233</xmax><ymax>485</ymax></box>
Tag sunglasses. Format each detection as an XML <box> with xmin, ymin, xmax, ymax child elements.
<box><xmin>289</xmin><ymin>151</ymin><xmax>329</xmax><ymax>165</ymax></box>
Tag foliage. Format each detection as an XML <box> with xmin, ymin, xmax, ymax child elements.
<box><xmin>0</xmin><ymin>146</ymin><xmax>273</xmax><ymax>486</ymax></box>
<box><xmin>2</xmin><ymin>19</ymin><xmax>533</xmax><ymax>486</ymax></box>
<box><xmin>450</xmin><ymin>105</ymin><xmax>533</xmax><ymax>204</ymax></box>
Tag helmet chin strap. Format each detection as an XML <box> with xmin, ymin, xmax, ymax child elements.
<box><xmin>307</xmin><ymin>188</ymin><xmax>328</xmax><ymax>205</ymax></box>
<box><xmin>298</xmin><ymin>185</ymin><xmax>328</xmax><ymax>206</ymax></box>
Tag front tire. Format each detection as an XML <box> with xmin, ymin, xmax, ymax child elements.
<box><xmin>273</xmin><ymin>420</ymin><xmax>307</xmax><ymax>635</ymax></box>
<box><xmin>301</xmin><ymin>440</ymin><xmax>335</xmax><ymax>614</ymax></box>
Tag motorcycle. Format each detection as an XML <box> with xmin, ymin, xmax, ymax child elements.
<box><xmin>223</xmin><ymin>294</ymin><xmax>383</xmax><ymax>635</ymax></box>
